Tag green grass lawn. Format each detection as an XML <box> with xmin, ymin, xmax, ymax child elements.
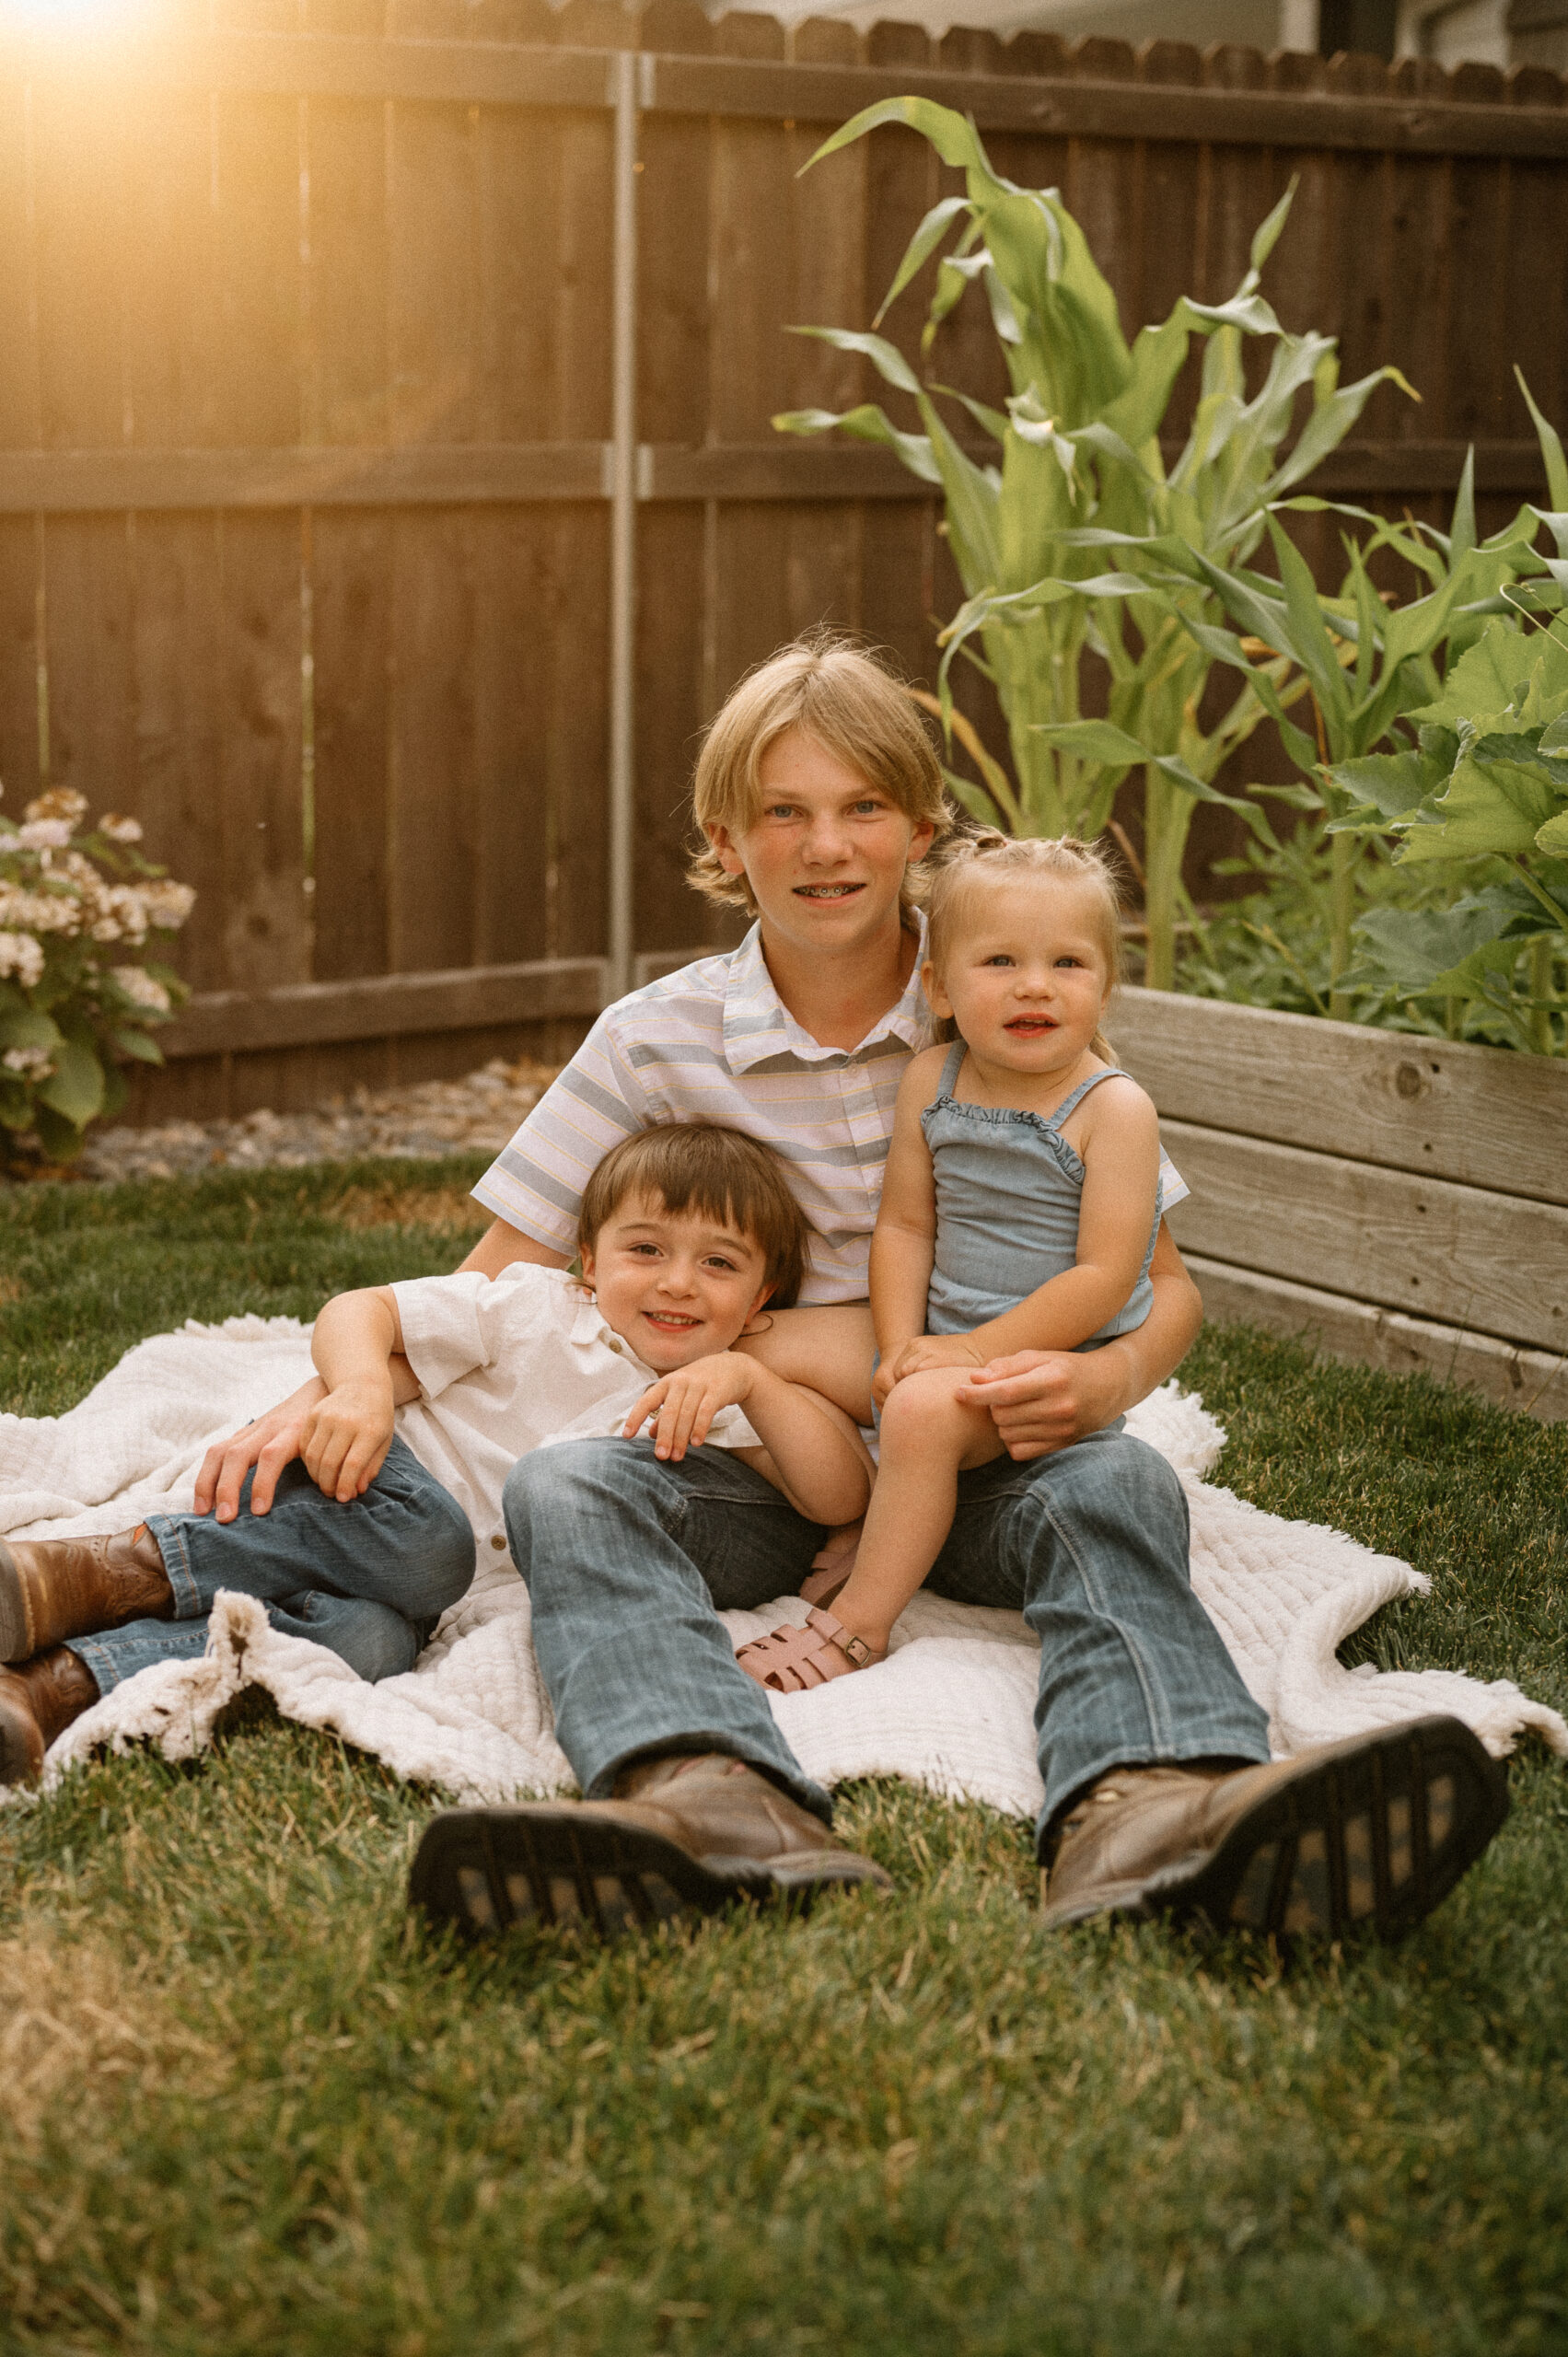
<box><xmin>2</xmin><ymin>1162</ymin><xmax>1567</xmax><ymax>2357</ymax></box>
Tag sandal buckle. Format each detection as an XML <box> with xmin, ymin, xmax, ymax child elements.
<box><xmin>838</xmin><ymin>1631</ymin><xmax>876</xmax><ymax>1667</ymax></box>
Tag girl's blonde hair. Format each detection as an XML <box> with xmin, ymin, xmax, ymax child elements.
<box><xmin>924</xmin><ymin>831</ymin><xmax>1123</xmax><ymax>1063</ymax></box>
<box><xmin>686</xmin><ymin>633</ymin><xmax>950</xmax><ymax>916</ymax></box>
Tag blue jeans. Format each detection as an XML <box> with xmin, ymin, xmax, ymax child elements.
<box><xmin>504</xmin><ymin>1428</ymin><xmax>1271</xmax><ymax>1852</ymax></box>
<box><xmin>71</xmin><ymin>1435</ymin><xmax>477</xmax><ymax>1696</ymax></box>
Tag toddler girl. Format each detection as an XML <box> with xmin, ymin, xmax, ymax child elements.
<box><xmin>737</xmin><ymin>832</ymin><xmax>1164</xmax><ymax>1690</ymax></box>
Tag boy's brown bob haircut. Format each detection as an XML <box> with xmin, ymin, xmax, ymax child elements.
<box><xmin>578</xmin><ymin>1123</ymin><xmax>810</xmax><ymax>1309</ymax></box>
<box><xmin>686</xmin><ymin>632</ymin><xmax>951</xmax><ymax>916</ymax></box>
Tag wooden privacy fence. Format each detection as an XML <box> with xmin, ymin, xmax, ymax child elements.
<box><xmin>1</xmin><ymin>6</ymin><xmax>1567</xmax><ymax>1120</ymax></box>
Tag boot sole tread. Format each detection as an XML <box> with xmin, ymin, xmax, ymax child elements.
<box><xmin>1044</xmin><ymin>1714</ymin><xmax>1509</xmax><ymax>1943</ymax></box>
<box><xmin>409</xmin><ymin>1804</ymin><xmax>889</xmax><ymax>1941</ymax></box>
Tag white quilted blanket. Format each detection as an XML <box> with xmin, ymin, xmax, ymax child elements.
<box><xmin>3</xmin><ymin>1317</ymin><xmax>1562</xmax><ymax>1817</ymax></box>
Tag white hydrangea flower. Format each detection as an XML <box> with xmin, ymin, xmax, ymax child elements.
<box><xmin>0</xmin><ymin>884</ymin><xmax>78</xmax><ymax>935</ymax></box>
<box><xmin>0</xmin><ymin>932</ymin><xmax>44</xmax><ymax>988</ymax></box>
<box><xmin>111</xmin><ymin>964</ymin><xmax>171</xmax><ymax>1015</ymax></box>
<box><xmin>99</xmin><ymin>813</ymin><xmax>144</xmax><ymax>843</ymax></box>
<box><xmin>2</xmin><ymin>1044</ymin><xmax>54</xmax><ymax>1080</ymax></box>
<box><xmin>24</xmin><ymin>787</ymin><xmax>87</xmax><ymax>829</ymax></box>
<box><xmin>140</xmin><ymin>879</ymin><xmax>196</xmax><ymax>930</ymax></box>
<box><xmin>17</xmin><ymin>819</ymin><xmax>72</xmax><ymax>850</ymax></box>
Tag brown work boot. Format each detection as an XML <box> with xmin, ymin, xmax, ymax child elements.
<box><xmin>409</xmin><ymin>1751</ymin><xmax>892</xmax><ymax>1940</ymax></box>
<box><xmin>1040</xmin><ymin>1715</ymin><xmax>1509</xmax><ymax>1944</ymax></box>
<box><xmin>0</xmin><ymin>1646</ymin><xmax>100</xmax><ymax>1785</ymax></box>
<box><xmin>0</xmin><ymin>1526</ymin><xmax>174</xmax><ymax>1663</ymax></box>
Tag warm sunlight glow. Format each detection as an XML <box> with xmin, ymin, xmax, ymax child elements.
<box><xmin>0</xmin><ymin>0</ymin><xmax>150</xmax><ymax>32</ymax></box>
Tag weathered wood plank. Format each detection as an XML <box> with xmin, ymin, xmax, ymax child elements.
<box><xmin>0</xmin><ymin>521</ymin><xmax>41</xmax><ymax>806</ymax></box>
<box><xmin>6</xmin><ymin>37</ymin><xmax>1565</xmax><ymax>157</ymax></box>
<box><xmin>0</xmin><ymin>435</ymin><xmax>1547</xmax><ymax>515</ymax></box>
<box><xmin>208</xmin><ymin>80</ymin><xmax>310</xmax><ymax>1000</ymax></box>
<box><xmin>302</xmin><ymin>0</ymin><xmax>395</xmax><ymax>1004</ymax></box>
<box><xmin>1113</xmin><ymin>989</ymin><xmax>1568</xmax><ymax>1206</ymax></box>
<box><xmin>1160</xmin><ymin>1120</ymin><xmax>1568</xmax><ymax>1353</ymax></box>
<box><xmin>1188</xmin><ymin>1256</ymin><xmax>1568</xmax><ymax>1423</ymax></box>
<box><xmin>159</xmin><ymin>955</ymin><xmax>609</xmax><ymax>1054</ymax></box>
<box><xmin>385</xmin><ymin>41</ymin><xmax>480</xmax><ymax>981</ymax></box>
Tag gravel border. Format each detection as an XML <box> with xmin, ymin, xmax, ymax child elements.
<box><xmin>3</xmin><ymin>1058</ymin><xmax>558</xmax><ymax>1185</ymax></box>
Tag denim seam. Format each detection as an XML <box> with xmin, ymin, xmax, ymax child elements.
<box><xmin>144</xmin><ymin>1515</ymin><xmax>202</xmax><ymax>1619</ymax></box>
<box><xmin>1014</xmin><ymin>1482</ymin><xmax>1175</xmax><ymax>1757</ymax></box>
<box><xmin>67</xmin><ymin>1633</ymin><xmax>115</xmax><ymax>1693</ymax></box>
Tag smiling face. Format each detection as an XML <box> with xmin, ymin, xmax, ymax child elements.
<box><xmin>578</xmin><ymin>1192</ymin><xmax>773</xmax><ymax>1374</ymax></box>
<box><xmin>924</xmin><ymin>874</ymin><xmax>1113</xmax><ymax>1079</ymax></box>
<box><xmin>703</xmin><ymin>727</ymin><xmax>935</xmax><ymax>961</ymax></box>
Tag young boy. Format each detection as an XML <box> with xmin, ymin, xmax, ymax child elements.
<box><xmin>0</xmin><ymin>1124</ymin><xmax>870</xmax><ymax>1784</ymax></box>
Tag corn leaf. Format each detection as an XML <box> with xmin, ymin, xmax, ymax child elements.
<box><xmin>1517</xmin><ymin>366</ymin><xmax>1568</xmax><ymax>512</ymax></box>
<box><xmin>874</xmin><ymin>195</ymin><xmax>972</xmax><ymax>326</ymax></box>
<box><xmin>804</xmin><ymin>97</ymin><xmax>998</xmax><ymax>180</ymax></box>
<box><xmin>772</xmin><ymin>402</ymin><xmax>942</xmax><ymax>487</ymax></box>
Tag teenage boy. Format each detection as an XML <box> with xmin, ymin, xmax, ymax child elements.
<box><xmin>197</xmin><ymin>638</ymin><xmax>1508</xmax><ymax>1945</ymax></box>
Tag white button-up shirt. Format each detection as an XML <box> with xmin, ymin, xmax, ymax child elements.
<box><xmin>391</xmin><ymin>1265</ymin><xmax>761</xmax><ymax>1562</ymax></box>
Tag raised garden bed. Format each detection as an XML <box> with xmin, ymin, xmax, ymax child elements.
<box><xmin>1114</xmin><ymin>991</ymin><xmax>1568</xmax><ymax>1423</ymax></box>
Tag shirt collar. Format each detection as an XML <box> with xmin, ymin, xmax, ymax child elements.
<box><xmin>567</xmin><ymin>1285</ymin><xmax>658</xmax><ymax>1382</ymax></box>
<box><xmin>721</xmin><ymin>911</ymin><xmax>933</xmax><ymax>1074</ymax></box>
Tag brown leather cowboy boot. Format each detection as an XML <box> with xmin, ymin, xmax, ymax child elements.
<box><xmin>1040</xmin><ymin>1714</ymin><xmax>1509</xmax><ymax>1945</ymax></box>
<box><xmin>0</xmin><ymin>1527</ymin><xmax>174</xmax><ymax>1664</ymax></box>
<box><xmin>409</xmin><ymin>1751</ymin><xmax>892</xmax><ymax>1940</ymax></box>
<box><xmin>0</xmin><ymin>1646</ymin><xmax>100</xmax><ymax>1785</ymax></box>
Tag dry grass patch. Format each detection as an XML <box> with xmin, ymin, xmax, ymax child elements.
<box><xmin>0</xmin><ymin>1929</ymin><xmax>227</xmax><ymax>2152</ymax></box>
<box><xmin>324</xmin><ymin>1183</ymin><xmax>491</xmax><ymax>1234</ymax></box>
<box><xmin>0</xmin><ymin>1272</ymin><xmax>26</xmax><ymax>1304</ymax></box>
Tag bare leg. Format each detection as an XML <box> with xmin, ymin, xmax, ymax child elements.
<box><xmin>738</xmin><ymin>1302</ymin><xmax>877</xmax><ymax>1425</ymax></box>
<box><xmin>829</xmin><ymin>1370</ymin><xmax>1005</xmax><ymax>1655</ymax></box>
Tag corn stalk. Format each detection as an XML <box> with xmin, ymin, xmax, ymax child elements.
<box><xmin>774</xmin><ymin>97</ymin><xmax>1411</xmax><ymax>987</ymax></box>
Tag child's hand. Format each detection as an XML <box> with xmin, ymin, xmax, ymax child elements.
<box><xmin>880</xmin><ymin>1334</ymin><xmax>987</xmax><ymax>1395</ymax></box>
<box><xmin>622</xmin><ymin>1353</ymin><xmax>756</xmax><ymax>1462</ymax></box>
<box><xmin>300</xmin><ymin>1380</ymin><xmax>396</xmax><ymax>1504</ymax></box>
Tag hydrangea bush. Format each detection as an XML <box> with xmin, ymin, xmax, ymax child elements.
<box><xmin>0</xmin><ymin>784</ymin><xmax>195</xmax><ymax>1164</ymax></box>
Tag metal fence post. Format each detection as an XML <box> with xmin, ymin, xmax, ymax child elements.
<box><xmin>605</xmin><ymin>46</ymin><xmax>640</xmax><ymax>1008</ymax></box>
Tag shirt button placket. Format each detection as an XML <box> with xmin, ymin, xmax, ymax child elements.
<box><xmin>844</xmin><ymin>1053</ymin><xmax>885</xmax><ymax>1199</ymax></box>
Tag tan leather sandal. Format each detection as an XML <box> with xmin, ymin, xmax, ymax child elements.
<box><xmin>736</xmin><ymin>1606</ymin><xmax>886</xmax><ymax>1694</ymax></box>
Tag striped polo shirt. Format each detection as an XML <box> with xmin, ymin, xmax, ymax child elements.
<box><xmin>471</xmin><ymin>918</ymin><xmax>1188</xmax><ymax>1305</ymax></box>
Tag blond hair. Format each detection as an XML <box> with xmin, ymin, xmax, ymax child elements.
<box><xmin>686</xmin><ymin>633</ymin><xmax>950</xmax><ymax>916</ymax></box>
<box><xmin>577</xmin><ymin>1123</ymin><xmax>810</xmax><ymax>1309</ymax></box>
<box><xmin>924</xmin><ymin>831</ymin><xmax>1123</xmax><ymax>1063</ymax></box>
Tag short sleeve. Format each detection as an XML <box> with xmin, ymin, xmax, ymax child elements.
<box><xmin>470</xmin><ymin>1010</ymin><xmax>651</xmax><ymax>1250</ymax></box>
<box><xmin>390</xmin><ymin>1272</ymin><xmax>494</xmax><ymax>1401</ymax></box>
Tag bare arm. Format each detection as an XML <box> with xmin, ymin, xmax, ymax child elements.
<box><xmin>459</xmin><ymin>1216</ymin><xmax>571</xmax><ymax>1280</ymax></box>
<box><xmin>869</xmin><ymin>1058</ymin><xmax>941</xmax><ymax>1388</ymax></box>
<box><xmin>300</xmin><ymin>1285</ymin><xmax>417</xmax><ymax>1503</ymax></box>
<box><xmin>622</xmin><ymin>1357</ymin><xmax>872</xmax><ymax>1526</ymax></box>
<box><xmin>195</xmin><ymin>1215</ymin><xmax>558</xmax><ymax>1519</ymax></box>
<box><xmin>966</xmin><ymin>1220</ymin><xmax>1202</xmax><ymax>1460</ymax></box>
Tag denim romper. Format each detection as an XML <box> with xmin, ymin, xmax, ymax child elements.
<box><xmin>921</xmin><ymin>1039</ymin><xmax>1158</xmax><ymax>1351</ymax></box>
